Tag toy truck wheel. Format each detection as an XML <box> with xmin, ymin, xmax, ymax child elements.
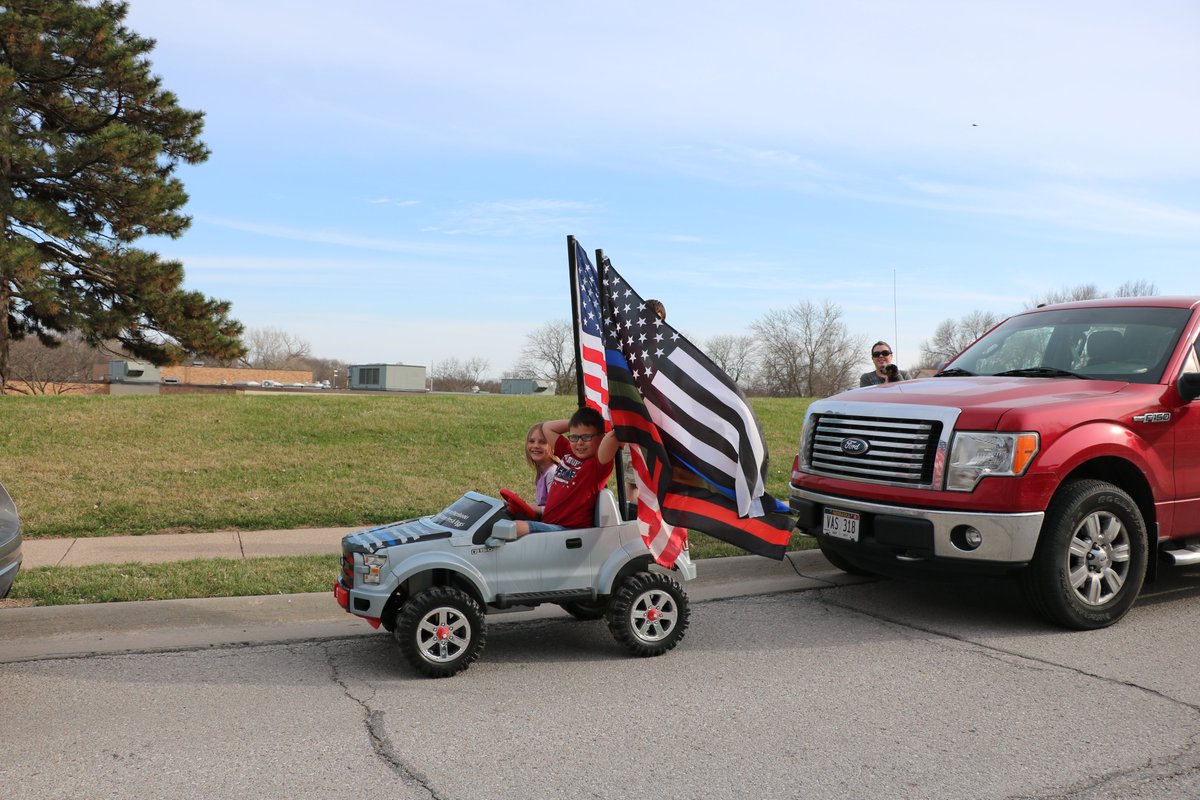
<box><xmin>394</xmin><ymin>586</ymin><xmax>486</xmax><ymax>678</ymax></box>
<box><xmin>606</xmin><ymin>572</ymin><xmax>690</xmax><ymax>657</ymax></box>
<box><xmin>560</xmin><ymin>599</ymin><xmax>608</xmax><ymax>621</ymax></box>
<box><xmin>1022</xmin><ymin>480</ymin><xmax>1148</xmax><ymax>630</ymax></box>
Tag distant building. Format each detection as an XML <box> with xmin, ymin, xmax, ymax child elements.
<box><xmin>107</xmin><ymin>360</ymin><xmax>161</xmax><ymax>383</ymax></box>
<box><xmin>99</xmin><ymin>360</ymin><xmax>313</xmax><ymax>387</ymax></box>
<box><xmin>501</xmin><ymin>378</ymin><xmax>556</xmax><ymax>396</ymax></box>
<box><xmin>350</xmin><ymin>363</ymin><xmax>427</xmax><ymax>392</ymax></box>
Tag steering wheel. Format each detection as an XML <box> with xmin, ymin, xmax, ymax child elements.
<box><xmin>500</xmin><ymin>488</ymin><xmax>538</xmax><ymax>520</ymax></box>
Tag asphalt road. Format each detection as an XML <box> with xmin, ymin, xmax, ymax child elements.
<box><xmin>3</xmin><ymin>559</ymin><xmax>1200</xmax><ymax>800</ymax></box>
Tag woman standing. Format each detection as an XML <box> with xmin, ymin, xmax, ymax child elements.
<box><xmin>860</xmin><ymin>341</ymin><xmax>908</xmax><ymax>386</ymax></box>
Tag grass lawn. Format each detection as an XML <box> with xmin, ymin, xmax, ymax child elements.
<box><xmin>1</xmin><ymin>391</ymin><xmax>814</xmax><ymax>606</ymax></box>
<box><xmin>0</xmin><ymin>392</ymin><xmax>811</xmax><ymax>538</ymax></box>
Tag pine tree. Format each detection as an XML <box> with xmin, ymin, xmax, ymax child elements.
<box><xmin>0</xmin><ymin>0</ymin><xmax>244</xmax><ymax>388</ymax></box>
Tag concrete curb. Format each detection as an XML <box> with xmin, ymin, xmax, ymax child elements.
<box><xmin>0</xmin><ymin>550</ymin><xmax>865</xmax><ymax>663</ymax></box>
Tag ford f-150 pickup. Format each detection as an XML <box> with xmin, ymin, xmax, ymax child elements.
<box><xmin>790</xmin><ymin>296</ymin><xmax>1200</xmax><ymax>629</ymax></box>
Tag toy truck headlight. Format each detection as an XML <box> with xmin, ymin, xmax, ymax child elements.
<box><xmin>946</xmin><ymin>432</ymin><xmax>1039</xmax><ymax>491</ymax></box>
<box><xmin>361</xmin><ymin>554</ymin><xmax>387</xmax><ymax>584</ymax></box>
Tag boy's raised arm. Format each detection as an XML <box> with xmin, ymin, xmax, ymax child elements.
<box><xmin>598</xmin><ymin>429</ymin><xmax>620</xmax><ymax>465</ymax></box>
<box><xmin>542</xmin><ymin>418</ymin><xmax>569</xmax><ymax>450</ymax></box>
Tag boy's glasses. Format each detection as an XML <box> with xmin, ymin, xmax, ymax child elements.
<box><xmin>565</xmin><ymin>433</ymin><xmax>599</xmax><ymax>443</ymax></box>
<box><xmin>871</xmin><ymin>350</ymin><xmax>892</xmax><ymax>358</ymax></box>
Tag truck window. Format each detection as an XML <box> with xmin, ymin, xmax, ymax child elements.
<box><xmin>952</xmin><ymin>306</ymin><xmax>1191</xmax><ymax>384</ymax></box>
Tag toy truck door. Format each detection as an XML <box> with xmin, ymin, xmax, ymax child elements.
<box><xmin>491</xmin><ymin>527</ymin><xmax>598</xmax><ymax>595</ymax></box>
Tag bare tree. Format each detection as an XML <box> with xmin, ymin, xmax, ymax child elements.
<box><xmin>240</xmin><ymin>327</ymin><xmax>312</xmax><ymax>370</ymax></box>
<box><xmin>1114</xmin><ymin>280</ymin><xmax>1157</xmax><ymax>297</ymax></box>
<box><xmin>1026</xmin><ymin>283</ymin><xmax>1102</xmax><ymax>309</ymax></box>
<box><xmin>919</xmin><ymin>310</ymin><xmax>1002</xmax><ymax>368</ymax></box>
<box><xmin>298</xmin><ymin>356</ymin><xmax>348</xmax><ymax>386</ymax></box>
<box><xmin>704</xmin><ymin>334</ymin><xmax>758</xmax><ymax>386</ymax></box>
<box><xmin>751</xmin><ymin>301</ymin><xmax>862</xmax><ymax>397</ymax></box>
<box><xmin>511</xmin><ymin>319</ymin><xmax>577</xmax><ymax>396</ymax></box>
<box><xmin>1027</xmin><ymin>280</ymin><xmax>1159</xmax><ymax>310</ymax></box>
<box><xmin>4</xmin><ymin>333</ymin><xmax>100</xmax><ymax>395</ymax></box>
<box><xmin>431</xmin><ymin>356</ymin><xmax>490</xmax><ymax>392</ymax></box>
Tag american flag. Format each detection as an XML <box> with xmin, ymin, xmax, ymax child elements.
<box><xmin>574</xmin><ymin>241</ymin><xmax>609</xmax><ymax>420</ymax></box>
<box><xmin>593</xmin><ymin>256</ymin><xmax>794</xmax><ymax>564</ymax></box>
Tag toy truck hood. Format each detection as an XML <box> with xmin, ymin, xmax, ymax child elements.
<box><xmin>341</xmin><ymin>517</ymin><xmax>452</xmax><ymax>555</ymax></box>
<box><xmin>837</xmin><ymin>376</ymin><xmax>1129</xmax><ymax>428</ymax></box>
<box><xmin>340</xmin><ymin>491</ymin><xmax>506</xmax><ymax>555</ymax></box>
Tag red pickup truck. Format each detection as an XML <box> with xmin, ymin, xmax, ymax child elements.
<box><xmin>789</xmin><ymin>296</ymin><xmax>1200</xmax><ymax>629</ymax></box>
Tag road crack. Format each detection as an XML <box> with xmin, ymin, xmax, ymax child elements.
<box><xmin>320</xmin><ymin>643</ymin><xmax>447</xmax><ymax>800</ymax></box>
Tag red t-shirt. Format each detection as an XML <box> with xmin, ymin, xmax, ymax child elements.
<box><xmin>541</xmin><ymin>437</ymin><xmax>614</xmax><ymax>529</ymax></box>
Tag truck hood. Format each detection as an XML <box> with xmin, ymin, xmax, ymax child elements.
<box><xmin>342</xmin><ymin>517</ymin><xmax>452</xmax><ymax>555</ymax></box>
<box><xmin>836</xmin><ymin>377</ymin><xmax>1131</xmax><ymax>428</ymax></box>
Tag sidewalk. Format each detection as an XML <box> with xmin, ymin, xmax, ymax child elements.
<box><xmin>19</xmin><ymin>526</ymin><xmax>361</xmax><ymax>568</ymax></box>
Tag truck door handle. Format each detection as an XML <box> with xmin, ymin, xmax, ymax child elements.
<box><xmin>566</xmin><ymin>538</ymin><xmax>583</xmax><ymax>549</ymax></box>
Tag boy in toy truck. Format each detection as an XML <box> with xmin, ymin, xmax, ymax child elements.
<box><xmin>490</xmin><ymin>407</ymin><xmax>618</xmax><ymax>544</ymax></box>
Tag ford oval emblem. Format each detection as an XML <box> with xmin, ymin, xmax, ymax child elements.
<box><xmin>840</xmin><ymin>437</ymin><xmax>869</xmax><ymax>455</ymax></box>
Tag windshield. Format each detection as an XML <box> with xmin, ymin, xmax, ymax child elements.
<box><xmin>945</xmin><ymin>306</ymin><xmax>1191</xmax><ymax>384</ymax></box>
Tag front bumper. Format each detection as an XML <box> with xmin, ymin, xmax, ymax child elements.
<box><xmin>791</xmin><ymin>487</ymin><xmax>1044</xmax><ymax>565</ymax></box>
<box><xmin>333</xmin><ymin>581</ymin><xmax>382</xmax><ymax>629</ymax></box>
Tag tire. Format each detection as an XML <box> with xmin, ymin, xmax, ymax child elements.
<box><xmin>560</xmin><ymin>598</ymin><xmax>608</xmax><ymax>621</ymax></box>
<box><xmin>1022</xmin><ymin>480</ymin><xmax>1147</xmax><ymax>630</ymax></box>
<box><xmin>606</xmin><ymin>572</ymin><xmax>690</xmax><ymax>657</ymax></box>
<box><xmin>394</xmin><ymin>586</ymin><xmax>486</xmax><ymax>678</ymax></box>
<box><xmin>817</xmin><ymin>539</ymin><xmax>875</xmax><ymax>576</ymax></box>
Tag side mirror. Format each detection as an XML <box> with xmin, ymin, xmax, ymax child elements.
<box><xmin>485</xmin><ymin>519</ymin><xmax>519</xmax><ymax>548</ymax></box>
<box><xmin>1179</xmin><ymin>372</ymin><xmax>1200</xmax><ymax>402</ymax></box>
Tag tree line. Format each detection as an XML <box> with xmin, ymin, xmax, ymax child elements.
<box><xmin>508</xmin><ymin>280</ymin><xmax>1161</xmax><ymax>399</ymax></box>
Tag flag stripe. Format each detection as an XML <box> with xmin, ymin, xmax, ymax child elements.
<box><xmin>643</xmin><ymin>395</ymin><xmax>739</xmax><ymax>487</ymax></box>
<box><xmin>649</xmin><ymin>350</ymin><xmax>768</xmax><ymax>512</ymax></box>
<box><xmin>661</xmin><ymin>491</ymin><xmax>792</xmax><ymax>560</ymax></box>
<box><xmin>574</xmin><ymin>242</ymin><xmax>610</xmax><ymax>420</ymax></box>
<box><xmin>667</xmin><ymin>347</ymin><xmax>767</xmax><ymax>477</ymax></box>
<box><xmin>607</xmin><ymin>346</ymin><xmax>689</xmax><ymax>565</ymax></box>
<box><xmin>630</xmin><ymin>339</ymin><xmax>771</xmax><ymax>510</ymax></box>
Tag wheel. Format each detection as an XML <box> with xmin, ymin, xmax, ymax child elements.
<box><xmin>1022</xmin><ymin>480</ymin><xmax>1147</xmax><ymax>630</ymax></box>
<box><xmin>394</xmin><ymin>586</ymin><xmax>486</xmax><ymax>678</ymax></box>
<box><xmin>560</xmin><ymin>598</ymin><xmax>608</xmax><ymax>621</ymax></box>
<box><xmin>817</xmin><ymin>539</ymin><xmax>875</xmax><ymax>576</ymax></box>
<box><xmin>606</xmin><ymin>572</ymin><xmax>690</xmax><ymax>657</ymax></box>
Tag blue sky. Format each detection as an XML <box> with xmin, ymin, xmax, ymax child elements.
<box><xmin>124</xmin><ymin>0</ymin><xmax>1198</xmax><ymax>377</ymax></box>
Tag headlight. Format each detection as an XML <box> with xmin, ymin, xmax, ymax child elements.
<box><xmin>946</xmin><ymin>432</ymin><xmax>1039</xmax><ymax>491</ymax></box>
<box><xmin>362</xmin><ymin>554</ymin><xmax>387</xmax><ymax>584</ymax></box>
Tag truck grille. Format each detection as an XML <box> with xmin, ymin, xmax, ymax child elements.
<box><xmin>807</xmin><ymin>413</ymin><xmax>943</xmax><ymax>487</ymax></box>
<box><xmin>340</xmin><ymin>550</ymin><xmax>354</xmax><ymax>588</ymax></box>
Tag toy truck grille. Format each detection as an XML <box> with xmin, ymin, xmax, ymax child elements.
<box><xmin>806</xmin><ymin>413</ymin><xmax>944</xmax><ymax>487</ymax></box>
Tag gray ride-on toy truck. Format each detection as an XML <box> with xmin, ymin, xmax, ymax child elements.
<box><xmin>334</xmin><ymin>489</ymin><xmax>695</xmax><ymax>677</ymax></box>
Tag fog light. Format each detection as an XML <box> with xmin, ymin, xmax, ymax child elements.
<box><xmin>951</xmin><ymin>525</ymin><xmax>984</xmax><ymax>551</ymax></box>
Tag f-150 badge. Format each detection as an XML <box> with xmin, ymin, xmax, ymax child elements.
<box><xmin>1132</xmin><ymin>412</ymin><xmax>1171</xmax><ymax>423</ymax></box>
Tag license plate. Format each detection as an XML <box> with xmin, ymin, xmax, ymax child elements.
<box><xmin>823</xmin><ymin>508</ymin><xmax>860</xmax><ymax>542</ymax></box>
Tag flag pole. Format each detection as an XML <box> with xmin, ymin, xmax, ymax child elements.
<box><xmin>596</xmin><ymin>247</ymin><xmax>630</xmax><ymax>519</ymax></box>
<box><xmin>566</xmin><ymin>235</ymin><xmax>586</xmax><ymax>409</ymax></box>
